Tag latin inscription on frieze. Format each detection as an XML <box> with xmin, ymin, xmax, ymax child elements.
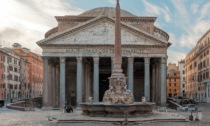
<box><xmin>65</xmin><ymin>48</ymin><xmax>147</xmax><ymax>55</ymax></box>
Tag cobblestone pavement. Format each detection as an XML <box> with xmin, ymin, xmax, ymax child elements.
<box><xmin>0</xmin><ymin>103</ymin><xmax>210</xmax><ymax>126</ymax></box>
<box><xmin>0</xmin><ymin>107</ymin><xmax>59</xmax><ymax>126</ymax></box>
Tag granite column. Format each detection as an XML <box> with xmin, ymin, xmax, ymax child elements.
<box><xmin>127</xmin><ymin>57</ymin><xmax>134</xmax><ymax>93</ymax></box>
<box><xmin>77</xmin><ymin>57</ymin><xmax>83</xmax><ymax>105</ymax></box>
<box><xmin>93</xmin><ymin>57</ymin><xmax>99</xmax><ymax>102</ymax></box>
<box><xmin>59</xmin><ymin>57</ymin><xmax>66</xmax><ymax>109</ymax></box>
<box><xmin>144</xmin><ymin>57</ymin><xmax>150</xmax><ymax>101</ymax></box>
<box><xmin>42</xmin><ymin>57</ymin><xmax>49</xmax><ymax>108</ymax></box>
<box><xmin>160</xmin><ymin>57</ymin><xmax>167</xmax><ymax>106</ymax></box>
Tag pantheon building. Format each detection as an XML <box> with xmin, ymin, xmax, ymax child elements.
<box><xmin>37</xmin><ymin>7</ymin><xmax>171</xmax><ymax>109</ymax></box>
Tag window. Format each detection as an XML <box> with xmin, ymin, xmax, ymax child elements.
<box><xmin>8</xmin><ymin>74</ymin><xmax>13</xmax><ymax>80</ymax></box>
<box><xmin>206</xmin><ymin>71</ymin><xmax>209</xmax><ymax>79</ymax></box>
<box><xmin>14</xmin><ymin>67</ymin><xmax>18</xmax><ymax>72</ymax></box>
<box><xmin>9</xmin><ymin>84</ymin><xmax>13</xmax><ymax>89</ymax></box>
<box><xmin>203</xmin><ymin>61</ymin><xmax>206</xmax><ymax>67</ymax></box>
<box><xmin>9</xmin><ymin>66</ymin><xmax>13</xmax><ymax>71</ymax></box>
<box><xmin>194</xmin><ymin>62</ymin><xmax>197</xmax><ymax>67</ymax></box>
<box><xmin>174</xmin><ymin>78</ymin><xmax>176</xmax><ymax>82</ymax></box>
<box><xmin>14</xmin><ymin>85</ymin><xmax>17</xmax><ymax>89</ymax></box>
<box><xmin>174</xmin><ymin>83</ymin><xmax>176</xmax><ymax>86</ymax></box>
<box><xmin>7</xmin><ymin>57</ymin><xmax>12</xmax><ymax>63</ymax></box>
<box><xmin>14</xmin><ymin>75</ymin><xmax>18</xmax><ymax>81</ymax></box>
<box><xmin>183</xmin><ymin>70</ymin><xmax>185</xmax><ymax>74</ymax></box>
<box><xmin>14</xmin><ymin>59</ymin><xmax>17</xmax><ymax>65</ymax></box>
<box><xmin>174</xmin><ymin>89</ymin><xmax>176</xmax><ymax>92</ymax></box>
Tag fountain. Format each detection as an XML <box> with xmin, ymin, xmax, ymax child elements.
<box><xmin>80</xmin><ymin>0</ymin><xmax>155</xmax><ymax>117</ymax></box>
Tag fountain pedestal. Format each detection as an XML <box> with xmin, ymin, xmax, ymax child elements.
<box><xmin>103</xmin><ymin>74</ymin><xmax>134</xmax><ymax>104</ymax></box>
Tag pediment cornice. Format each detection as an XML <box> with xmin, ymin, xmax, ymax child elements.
<box><xmin>37</xmin><ymin>16</ymin><xmax>171</xmax><ymax>47</ymax></box>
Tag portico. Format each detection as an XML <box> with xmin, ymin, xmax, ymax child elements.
<box><xmin>41</xmin><ymin>55</ymin><xmax>167</xmax><ymax>108</ymax></box>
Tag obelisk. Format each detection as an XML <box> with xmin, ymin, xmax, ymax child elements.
<box><xmin>103</xmin><ymin>0</ymin><xmax>134</xmax><ymax>104</ymax></box>
<box><xmin>112</xmin><ymin>0</ymin><xmax>123</xmax><ymax>77</ymax></box>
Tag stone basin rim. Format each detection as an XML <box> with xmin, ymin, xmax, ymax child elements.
<box><xmin>80</xmin><ymin>102</ymin><xmax>155</xmax><ymax>106</ymax></box>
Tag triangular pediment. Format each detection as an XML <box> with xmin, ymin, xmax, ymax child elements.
<box><xmin>37</xmin><ymin>16</ymin><xmax>169</xmax><ymax>47</ymax></box>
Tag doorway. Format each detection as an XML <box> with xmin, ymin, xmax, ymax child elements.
<box><xmin>99</xmin><ymin>74</ymin><xmax>110</xmax><ymax>101</ymax></box>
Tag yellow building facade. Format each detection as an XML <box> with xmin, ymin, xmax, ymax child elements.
<box><xmin>185</xmin><ymin>29</ymin><xmax>210</xmax><ymax>102</ymax></box>
<box><xmin>167</xmin><ymin>63</ymin><xmax>181</xmax><ymax>97</ymax></box>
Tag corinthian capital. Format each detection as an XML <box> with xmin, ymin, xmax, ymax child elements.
<box><xmin>93</xmin><ymin>57</ymin><xmax>99</xmax><ymax>64</ymax></box>
<box><xmin>42</xmin><ymin>56</ymin><xmax>49</xmax><ymax>63</ymax></box>
<box><xmin>59</xmin><ymin>57</ymin><xmax>66</xmax><ymax>63</ymax></box>
<box><xmin>161</xmin><ymin>57</ymin><xmax>167</xmax><ymax>64</ymax></box>
<box><xmin>128</xmin><ymin>57</ymin><xmax>134</xmax><ymax>63</ymax></box>
<box><xmin>77</xmin><ymin>57</ymin><xmax>82</xmax><ymax>63</ymax></box>
<box><xmin>144</xmin><ymin>57</ymin><xmax>150</xmax><ymax>64</ymax></box>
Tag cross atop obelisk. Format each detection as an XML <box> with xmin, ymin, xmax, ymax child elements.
<box><xmin>112</xmin><ymin>0</ymin><xmax>123</xmax><ymax>76</ymax></box>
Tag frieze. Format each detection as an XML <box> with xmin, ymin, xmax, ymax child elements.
<box><xmin>65</xmin><ymin>48</ymin><xmax>147</xmax><ymax>55</ymax></box>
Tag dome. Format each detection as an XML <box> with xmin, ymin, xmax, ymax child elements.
<box><xmin>79</xmin><ymin>7</ymin><xmax>136</xmax><ymax>17</ymax></box>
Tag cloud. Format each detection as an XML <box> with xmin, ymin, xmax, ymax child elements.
<box><xmin>175</xmin><ymin>1</ymin><xmax>210</xmax><ymax>49</ymax></box>
<box><xmin>167</xmin><ymin>50</ymin><xmax>186</xmax><ymax>65</ymax></box>
<box><xmin>191</xmin><ymin>2</ymin><xmax>199</xmax><ymax>14</ymax></box>
<box><xmin>0</xmin><ymin>0</ymin><xmax>83</xmax><ymax>54</ymax></box>
<box><xmin>168</xmin><ymin>33</ymin><xmax>177</xmax><ymax>45</ymax></box>
<box><xmin>199</xmin><ymin>2</ymin><xmax>210</xmax><ymax>20</ymax></box>
<box><xmin>142</xmin><ymin>0</ymin><xmax>171</xmax><ymax>23</ymax></box>
<box><xmin>108</xmin><ymin>0</ymin><xmax>115</xmax><ymax>4</ymax></box>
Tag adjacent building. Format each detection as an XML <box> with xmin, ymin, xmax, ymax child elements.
<box><xmin>185</xmin><ymin>29</ymin><xmax>210</xmax><ymax>102</ymax></box>
<box><xmin>37</xmin><ymin>7</ymin><xmax>171</xmax><ymax>108</ymax></box>
<box><xmin>0</xmin><ymin>43</ymin><xmax>43</xmax><ymax>101</ymax></box>
<box><xmin>178</xmin><ymin>60</ymin><xmax>185</xmax><ymax>96</ymax></box>
<box><xmin>167</xmin><ymin>63</ymin><xmax>181</xmax><ymax>97</ymax></box>
<box><xmin>0</xmin><ymin>50</ymin><xmax>5</xmax><ymax>100</ymax></box>
<box><xmin>0</xmin><ymin>48</ymin><xmax>21</xmax><ymax>100</ymax></box>
<box><xmin>12</xmin><ymin>43</ymin><xmax>43</xmax><ymax>98</ymax></box>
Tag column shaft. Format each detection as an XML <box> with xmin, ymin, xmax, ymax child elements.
<box><xmin>127</xmin><ymin>57</ymin><xmax>134</xmax><ymax>93</ymax></box>
<box><xmin>152</xmin><ymin>64</ymin><xmax>156</xmax><ymax>102</ymax></box>
<box><xmin>48</xmin><ymin>64</ymin><xmax>53</xmax><ymax>106</ymax></box>
<box><xmin>42</xmin><ymin>57</ymin><xmax>49</xmax><ymax>107</ymax></box>
<box><xmin>155</xmin><ymin>63</ymin><xmax>160</xmax><ymax>104</ymax></box>
<box><xmin>160</xmin><ymin>57</ymin><xmax>167</xmax><ymax>106</ymax></box>
<box><xmin>77</xmin><ymin>57</ymin><xmax>83</xmax><ymax>105</ymax></box>
<box><xmin>60</xmin><ymin>57</ymin><xmax>66</xmax><ymax>108</ymax></box>
<box><xmin>52</xmin><ymin>66</ymin><xmax>56</xmax><ymax>107</ymax></box>
<box><xmin>144</xmin><ymin>57</ymin><xmax>150</xmax><ymax>101</ymax></box>
<box><xmin>55</xmin><ymin>65</ymin><xmax>59</xmax><ymax>107</ymax></box>
<box><xmin>93</xmin><ymin>57</ymin><xmax>99</xmax><ymax>102</ymax></box>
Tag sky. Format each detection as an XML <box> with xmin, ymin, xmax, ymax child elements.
<box><xmin>0</xmin><ymin>0</ymin><xmax>210</xmax><ymax>64</ymax></box>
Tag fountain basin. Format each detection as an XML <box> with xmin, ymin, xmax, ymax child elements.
<box><xmin>80</xmin><ymin>102</ymin><xmax>155</xmax><ymax>117</ymax></box>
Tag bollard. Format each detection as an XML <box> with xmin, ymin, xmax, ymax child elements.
<box><xmin>189</xmin><ymin>111</ymin><xmax>194</xmax><ymax>121</ymax></box>
<box><xmin>124</xmin><ymin>111</ymin><xmax>128</xmax><ymax>125</ymax></box>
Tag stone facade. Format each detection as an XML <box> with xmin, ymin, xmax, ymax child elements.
<box><xmin>37</xmin><ymin>7</ymin><xmax>171</xmax><ymax>108</ymax></box>
<box><xmin>185</xmin><ymin>29</ymin><xmax>210</xmax><ymax>102</ymax></box>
